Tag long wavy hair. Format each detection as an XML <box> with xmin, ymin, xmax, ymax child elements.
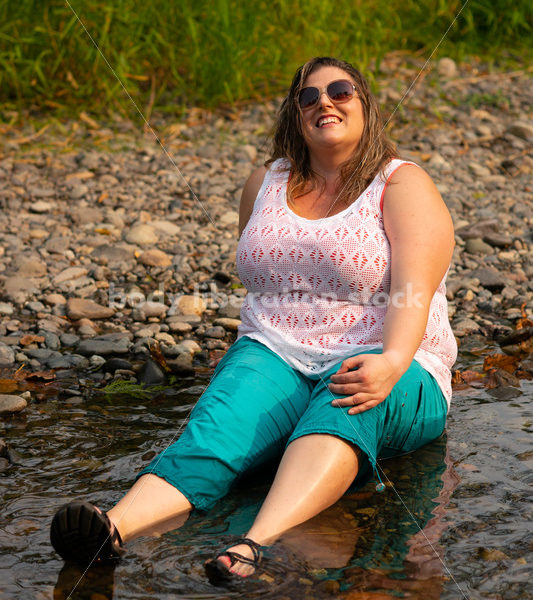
<box><xmin>267</xmin><ymin>57</ymin><xmax>397</xmax><ymax>209</ymax></box>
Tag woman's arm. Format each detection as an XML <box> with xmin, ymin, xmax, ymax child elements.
<box><xmin>239</xmin><ymin>166</ymin><xmax>267</xmax><ymax>236</ymax></box>
<box><xmin>329</xmin><ymin>164</ymin><xmax>455</xmax><ymax>414</ymax></box>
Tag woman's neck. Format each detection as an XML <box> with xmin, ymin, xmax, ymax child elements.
<box><xmin>308</xmin><ymin>145</ymin><xmax>356</xmax><ymax>186</ymax></box>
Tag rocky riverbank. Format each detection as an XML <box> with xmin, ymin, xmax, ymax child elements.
<box><xmin>0</xmin><ymin>55</ymin><xmax>532</xmax><ymax>417</ymax></box>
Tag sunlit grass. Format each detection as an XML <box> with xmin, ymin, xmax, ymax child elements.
<box><xmin>0</xmin><ymin>0</ymin><xmax>531</xmax><ymax>117</ymax></box>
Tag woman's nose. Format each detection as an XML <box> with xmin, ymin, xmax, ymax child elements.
<box><xmin>317</xmin><ymin>91</ymin><xmax>333</xmax><ymax>107</ymax></box>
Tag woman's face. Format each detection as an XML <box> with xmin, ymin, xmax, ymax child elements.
<box><xmin>299</xmin><ymin>66</ymin><xmax>364</xmax><ymax>158</ymax></box>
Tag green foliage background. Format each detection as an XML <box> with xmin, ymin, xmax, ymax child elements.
<box><xmin>0</xmin><ymin>0</ymin><xmax>531</xmax><ymax>115</ymax></box>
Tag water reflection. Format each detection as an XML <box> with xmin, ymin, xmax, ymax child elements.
<box><xmin>6</xmin><ymin>378</ymin><xmax>530</xmax><ymax>599</ymax></box>
<box><xmin>54</xmin><ymin>562</ymin><xmax>116</xmax><ymax>600</ymax></box>
<box><xmin>52</xmin><ymin>434</ymin><xmax>460</xmax><ymax>599</ymax></box>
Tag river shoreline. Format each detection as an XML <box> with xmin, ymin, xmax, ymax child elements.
<box><xmin>0</xmin><ymin>55</ymin><xmax>531</xmax><ymax>412</ymax></box>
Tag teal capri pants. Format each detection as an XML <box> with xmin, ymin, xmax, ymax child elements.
<box><xmin>137</xmin><ymin>336</ymin><xmax>448</xmax><ymax>511</ymax></box>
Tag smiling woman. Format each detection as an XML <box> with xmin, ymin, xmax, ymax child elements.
<box><xmin>268</xmin><ymin>57</ymin><xmax>397</xmax><ymax>218</ymax></box>
<box><xmin>50</xmin><ymin>56</ymin><xmax>457</xmax><ymax>586</ymax></box>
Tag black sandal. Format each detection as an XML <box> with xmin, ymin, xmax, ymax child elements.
<box><xmin>204</xmin><ymin>537</ymin><xmax>263</xmax><ymax>583</ymax></box>
<box><xmin>50</xmin><ymin>500</ymin><xmax>126</xmax><ymax>564</ymax></box>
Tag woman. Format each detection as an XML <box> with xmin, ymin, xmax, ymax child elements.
<box><xmin>50</xmin><ymin>56</ymin><xmax>457</xmax><ymax>582</ymax></box>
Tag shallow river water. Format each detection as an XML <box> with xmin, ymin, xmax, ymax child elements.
<box><xmin>1</xmin><ymin>347</ymin><xmax>532</xmax><ymax>600</ymax></box>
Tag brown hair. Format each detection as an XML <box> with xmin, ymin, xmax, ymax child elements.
<box><xmin>267</xmin><ymin>56</ymin><xmax>397</xmax><ymax>209</ymax></box>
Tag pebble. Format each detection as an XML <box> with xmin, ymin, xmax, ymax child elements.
<box><xmin>167</xmin><ymin>321</ymin><xmax>193</xmax><ymax>334</ymax></box>
<box><xmin>453</xmin><ymin>318</ymin><xmax>480</xmax><ymax>336</ymax></box>
<box><xmin>66</xmin><ymin>298</ymin><xmax>115</xmax><ymax>320</ymax></box>
<box><xmin>138</xmin><ymin>249</ymin><xmax>172</xmax><ymax>267</ymax></box>
<box><xmin>465</xmin><ymin>238</ymin><xmax>494</xmax><ymax>254</ymax></box>
<box><xmin>125</xmin><ymin>224</ymin><xmax>158</xmax><ymax>245</ymax></box>
<box><xmin>77</xmin><ymin>338</ymin><xmax>130</xmax><ymax>356</ymax></box>
<box><xmin>0</xmin><ymin>394</ymin><xmax>27</xmax><ymax>415</ymax></box>
<box><xmin>437</xmin><ymin>57</ymin><xmax>457</xmax><ymax>78</ymax></box>
<box><xmin>176</xmin><ymin>295</ymin><xmax>207</xmax><ymax>316</ymax></box>
<box><xmin>137</xmin><ymin>359</ymin><xmax>167</xmax><ymax>385</ymax></box>
<box><xmin>0</xmin><ymin>344</ymin><xmax>15</xmax><ymax>365</ymax></box>
<box><xmin>213</xmin><ymin>318</ymin><xmax>241</xmax><ymax>331</ymax></box>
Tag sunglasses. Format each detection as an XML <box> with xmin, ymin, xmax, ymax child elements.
<box><xmin>298</xmin><ymin>79</ymin><xmax>357</xmax><ymax>109</ymax></box>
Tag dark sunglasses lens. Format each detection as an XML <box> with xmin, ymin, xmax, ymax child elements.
<box><xmin>328</xmin><ymin>80</ymin><xmax>354</xmax><ymax>101</ymax></box>
<box><xmin>299</xmin><ymin>87</ymin><xmax>319</xmax><ymax>108</ymax></box>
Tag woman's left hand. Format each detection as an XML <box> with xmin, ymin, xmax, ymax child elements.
<box><xmin>328</xmin><ymin>353</ymin><xmax>405</xmax><ymax>414</ymax></box>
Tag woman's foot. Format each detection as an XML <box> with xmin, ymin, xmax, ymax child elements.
<box><xmin>50</xmin><ymin>501</ymin><xmax>126</xmax><ymax>564</ymax></box>
<box><xmin>204</xmin><ymin>537</ymin><xmax>263</xmax><ymax>583</ymax></box>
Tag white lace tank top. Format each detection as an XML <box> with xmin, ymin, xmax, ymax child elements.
<box><xmin>236</xmin><ymin>158</ymin><xmax>457</xmax><ymax>404</ymax></box>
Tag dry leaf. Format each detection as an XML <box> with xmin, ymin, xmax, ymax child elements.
<box><xmin>20</xmin><ymin>335</ymin><xmax>45</xmax><ymax>346</ymax></box>
<box><xmin>0</xmin><ymin>379</ymin><xmax>20</xmax><ymax>394</ymax></box>
<box><xmin>149</xmin><ymin>342</ymin><xmax>171</xmax><ymax>373</ymax></box>
<box><xmin>483</xmin><ymin>354</ymin><xmax>519</xmax><ymax>373</ymax></box>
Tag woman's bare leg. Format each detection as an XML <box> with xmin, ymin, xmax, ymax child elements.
<box><xmin>107</xmin><ymin>474</ymin><xmax>193</xmax><ymax>543</ymax></box>
<box><xmin>218</xmin><ymin>434</ymin><xmax>360</xmax><ymax>576</ymax></box>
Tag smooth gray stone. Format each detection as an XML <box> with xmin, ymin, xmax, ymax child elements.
<box><xmin>137</xmin><ymin>359</ymin><xmax>166</xmax><ymax>385</ymax></box>
<box><xmin>77</xmin><ymin>338</ymin><xmax>130</xmax><ymax>356</ymax></box>
<box><xmin>60</xmin><ymin>333</ymin><xmax>80</xmax><ymax>347</ymax></box>
<box><xmin>0</xmin><ymin>394</ymin><xmax>27</xmax><ymax>415</ymax></box>
<box><xmin>0</xmin><ymin>344</ymin><xmax>15</xmax><ymax>366</ymax></box>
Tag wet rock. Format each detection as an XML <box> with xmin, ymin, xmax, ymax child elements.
<box><xmin>137</xmin><ymin>359</ymin><xmax>166</xmax><ymax>384</ymax></box>
<box><xmin>67</xmin><ymin>298</ymin><xmax>114</xmax><ymax>320</ymax></box>
<box><xmin>166</xmin><ymin>352</ymin><xmax>194</xmax><ymax>375</ymax></box>
<box><xmin>102</xmin><ymin>357</ymin><xmax>134</xmax><ymax>373</ymax></box>
<box><xmin>0</xmin><ymin>394</ymin><xmax>27</xmax><ymax>415</ymax></box>
<box><xmin>77</xmin><ymin>337</ymin><xmax>130</xmax><ymax>356</ymax></box>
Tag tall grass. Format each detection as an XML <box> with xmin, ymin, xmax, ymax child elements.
<box><xmin>0</xmin><ymin>0</ymin><xmax>531</xmax><ymax>117</ymax></box>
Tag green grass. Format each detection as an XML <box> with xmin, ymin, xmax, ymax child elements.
<box><xmin>0</xmin><ymin>0</ymin><xmax>531</xmax><ymax>118</ymax></box>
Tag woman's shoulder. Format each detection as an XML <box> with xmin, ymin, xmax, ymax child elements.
<box><xmin>381</xmin><ymin>158</ymin><xmax>420</xmax><ymax>181</ymax></box>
